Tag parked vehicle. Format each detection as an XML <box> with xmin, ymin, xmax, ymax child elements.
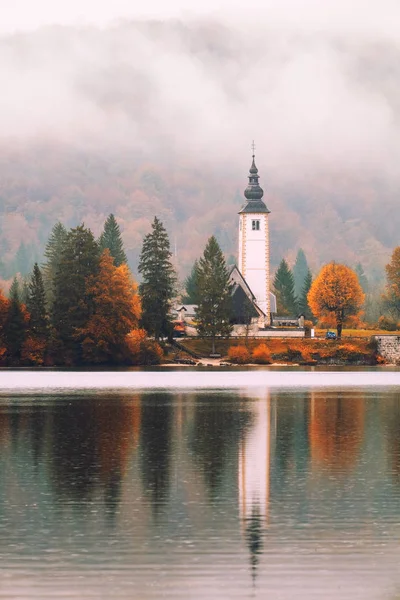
<box><xmin>325</xmin><ymin>331</ymin><xmax>337</xmax><ymax>340</ymax></box>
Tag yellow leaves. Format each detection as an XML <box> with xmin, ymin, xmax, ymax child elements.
<box><xmin>308</xmin><ymin>262</ymin><xmax>364</xmax><ymax>322</ymax></box>
<box><xmin>80</xmin><ymin>249</ymin><xmax>142</xmax><ymax>363</ymax></box>
<box><xmin>227</xmin><ymin>345</ymin><xmax>251</xmax><ymax>364</ymax></box>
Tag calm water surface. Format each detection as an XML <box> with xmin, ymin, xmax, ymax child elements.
<box><xmin>1</xmin><ymin>369</ymin><xmax>400</xmax><ymax>599</ymax></box>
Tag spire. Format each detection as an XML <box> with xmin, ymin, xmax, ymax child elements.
<box><xmin>239</xmin><ymin>144</ymin><xmax>270</xmax><ymax>214</ymax></box>
<box><xmin>244</xmin><ymin>146</ymin><xmax>264</xmax><ymax>201</ymax></box>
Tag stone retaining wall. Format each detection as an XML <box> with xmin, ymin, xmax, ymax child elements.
<box><xmin>374</xmin><ymin>335</ymin><xmax>400</xmax><ymax>364</ymax></box>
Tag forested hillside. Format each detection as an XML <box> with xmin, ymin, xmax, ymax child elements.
<box><xmin>0</xmin><ymin>19</ymin><xmax>399</xmax><ymax>283</ymax></box>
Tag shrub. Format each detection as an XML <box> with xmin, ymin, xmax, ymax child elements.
<box><xmin>228</xmin><ymin>345</ymin><xmax>251</xmax><ymax>364</ymax></box>
<box><xmin>125</xmin><ymin>329</ymin><xmax>163</xmax><ymax>365</ymax></box>
<box><xmin>252</xmin><ymin>343</ymin><xmax>272</xmax><ymax>364</ymax></box>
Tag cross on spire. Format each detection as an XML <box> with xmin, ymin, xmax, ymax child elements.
<box><xmin>251</xmin><ymin>140</ymin><xmax>256</xmax><ymax>156</ymax></box>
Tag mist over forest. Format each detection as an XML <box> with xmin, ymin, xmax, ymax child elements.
<box><xmin>0</xmin><ymin>15</ymin><xmax>399</xmax><ymax>284</ymax></box>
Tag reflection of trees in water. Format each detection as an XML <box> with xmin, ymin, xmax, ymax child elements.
<box><xmin>190</xmin><ymin>394</ymin><xmax>252</xmax><ymax>499</ymax></box>
<box><xmin>309</xmin><ymin>392</ymin><xmax>365</xmax><ymax>473</ymax></box>
<box><xmin>49</xmin><ymin>399</ymin><xmax>100</xmax><ymax>501</ymax></box>
<box><xmin>245</xmin><ymin>503</ymin><xmax>263</xmax><ymax>585</ymax></box>
<box><xmin>384</xmin><ymin>394</ymin><xmax>400</xmax><ymax>483</ymax></box>
<box><xmin>49</xmin><ymin>395</ymin><xmax>138</xmax><ymax>514</ymax></box>
<box><xmin>273</xmin><ymin>392</ymin><xmax>309</xmax><ymax>480</ymax></box>
<box><xmin>140</xmin><ymin>394</ymin><xmax>172</xmax><ymax>518</ymax></box>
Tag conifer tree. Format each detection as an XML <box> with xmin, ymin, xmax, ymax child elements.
<box><xmin>4</xmin><ymin>277</ymin><xmax>27</xmax><ymax>364</ymax></box>
<box><xmin>42</xmin><ymin>222</ymin><xmax>68</xmax><ymax>308</ymax></box>
<box><xmin>298</xmin><ymin>268</ymin><xmax>314</xmax><ymax>321</ymax></box>
<box><xmin>138</xmin><ymin>217</ymin><xmax>176</xmax><ymax>341</ymax></box>
<box><xmin>51</xmin><ymin>225</ymin><xmax>100</xmax><ymax>363</ymax></box>
<box><xmin>27</xmin><ymin>263</ymin><xmax>49</xmax><ymax>340</ymax></box>
<box><xmin>182</xmin><ymin>260</ymin><xmax>200</xmax><ymax>303</ymax></box>
<box><xmin>273</xmin><ymin>259</ymin><xmax>298</xmax><ymax>315</ymax></box>
<box><xmin>293</xmin><ymin>249</ymin><xmax>310</xmax><ymax>298</ymax></box>
<box><xmin>196</xmin><ymin>236</ymin><xmax>232</xmax><ymax>354</ymax></box>
<box><xmin>99</xmin><ymin>214</ymin><xmax>127</xmax><ymax>267</ymax></box>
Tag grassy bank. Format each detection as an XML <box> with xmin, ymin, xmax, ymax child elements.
<box><xmin>178</xmin><ymin>337</ymin><xmax>380</xmax><ymax>365</ymax></box>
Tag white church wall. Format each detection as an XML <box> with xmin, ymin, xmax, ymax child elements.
<box><xmin>239</xmin><ymin>212</ymin><xmax>270</xmax><ymax>322</ymax></box>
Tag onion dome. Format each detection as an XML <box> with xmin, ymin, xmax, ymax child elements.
<box><xmin>239</xmin><ymin>152</ymin><xmax>270</xmax><ymax>214</ymax></box>
<box><xmin>244</xmin><ymin>155</ymin><xmax>264</xmax><ymax>201</ymax></box>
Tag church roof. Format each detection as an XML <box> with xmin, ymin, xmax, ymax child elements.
<box><xmin>239</xmin><ymin>152</ymin><xmax>271</xmax><ymax>214</ymax></box>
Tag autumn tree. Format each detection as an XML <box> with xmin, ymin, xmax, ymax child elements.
<box><xmin>42</xmin><ymin>222</ymin><xmax>68</xmax><ymax>308</ymax></box>
<box><xmin>293</xmin><ymin>249</ymin><xmax>310</xmax><ymax>298</ymax></box>
<box><xmin>383</xmin><ymin>247</ymin><xmax>400</xmax><ymax>318</ymax></box>
<box><xmin>196</xmin><ymin>236</ymin><xmax>232</xmax><ymax>354</ymax></box>
<box><xmin>273</xmin><ymin>259</ymin><xmax>298</xmax><ymax>315</ymax></box>
<box><xmin>182</xmin><ymin>259</ymin><xmax>200</xmax><ymax>303</ymax></box>
<box><xmin>138</xmin><ymin>217</ymin><xmax>176</xmax><ymax>341</ymax></box>
<box><xmin>79</xmin><ymin>249</ymin><xmax>141</xmax><ymax>364</ymax></box>
<box><xmin>51</xmin><ymin>225</ymin><xmax>100</xmax><ymax>364</ymax></box>
<box><xmin>99</xmin><ymin>214</ymin><xmax>127</xmax><ymax>267</ymax></box>
<box><xmin>308</xmin><ymin>262</ymin><xmax>364</xmax><ymax>338</ymax></box>
<box><xmin>3</xmin><ymin>278</ymin><xmax>28</xmax><ymax>364</ymax></box>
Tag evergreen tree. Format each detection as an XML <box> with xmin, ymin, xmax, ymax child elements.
<box><xmin>273</xmin><ymin>259</ymin><xmax>298</xmax><ymax>315</ymax></box>
<box><xmin>138</xmin><ymin>217</ymin><xmax>176</xmax><ymax>341</ymax></box>
<box><xmin>51</xmin><ymin>225</ymin><xmax>100</xmax><ymax>363</ymax></box>
<box><xmin>27</xmin><ymin>263</ymin><xmax>49</xmax><ymax>340</ymax></box>
<box><xmin>182</xmin><ymin>260</ymin><xmax>200</xmax><ymax>303</ymax></box>
<box><xmin>20</xmin><ymin>278</ymin><xmax>30</xmax><ymax>305</ymax></box>
<box><xmin>298</xmin><ymin>268</ymin><xmax>314</xmax><ymax>321</ymax></box>
<box><xmin>293</xmin><ymin>249</ymin><xmax>309</xmax><ymax>298</ymax></box>
<box><xmin>99</xmin><ymin>214</ymin><xmax>127</xmax><ymax>267</ymax></box>
<box><xmin>3</xmin><ymin>277</ymin><xmax>27</xmax><ymax>363</ymax></box>
<box><xmin>196</xmin><ymin>236</ymin><xmax>232</xmax><ymax>354</ymax></box>
<box><xmin>42</xmin><ymin>222</ymin><xmax>68</xmax><ymax>308</ymax></box>
<box><xmin>355</xmin><ymin>263</ymin><xmax>369</xmax><ymax>293</ymax></box>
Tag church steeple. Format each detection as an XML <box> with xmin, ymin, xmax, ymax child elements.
<box><xmin>240</xmin><ymin>146</ymin><xmax>270</xmax><ymax>214</ymax></box>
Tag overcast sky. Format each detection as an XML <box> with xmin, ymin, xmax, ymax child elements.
<box><xmin>0</xmin><ymin>0</ymin><xmax>400</xmax><ymax>183</ymax></box>
<box><xmin>1</xmin><ymin>0</ymin><xmax>400</xmax><ymax>36</ymax></box>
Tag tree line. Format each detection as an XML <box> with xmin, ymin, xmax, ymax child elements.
<box><xmin>1</xmin><ymin>211</ymin><xmax>400</xmax><ymax>364</ymax></box>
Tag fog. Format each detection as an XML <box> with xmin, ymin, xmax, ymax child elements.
<box><xmin>0</xmin><ymin>2</ymin><xmax>400</xmax><ymax>182</ymax></box>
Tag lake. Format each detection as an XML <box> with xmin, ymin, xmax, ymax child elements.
<box><xmin>0</xmin><ymin>368</ymin><xmax>400</xmax><ymax>599</ymax></box>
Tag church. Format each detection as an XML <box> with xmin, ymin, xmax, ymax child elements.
<box><xmin>175</xmin><ymin>152</ymin><xmax>279</xmax><ymax>335</ymax></box>
<box><xmin>230</xmin><ymin>151</ymin><xmax>277</xmax><ymax>330</ymax></box>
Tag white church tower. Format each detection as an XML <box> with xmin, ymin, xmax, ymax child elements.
<box><xmin>238</xmin><ymin>151</ymin><xmax>271</xmax><ymax>325</ymax></box>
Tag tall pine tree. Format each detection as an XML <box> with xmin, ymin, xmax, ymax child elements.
<box><xmin>4</xmin><ymin>277</ymin><xmax>27</xmax><ymax>364</ymax></box>
<box><xmin>293</xmin><ymin>249</ymin><xmax>310</xmax><ymax>298</ymax></box>
<box><xmin>196</xmin><ymin>236</ymin><xmax>232</xmax><ymax>355</ymax></box>
<box><xmin>298</xmin><ymin>268</ymin><xmax>314</xmax><ymax>321</ymax></box>
<box><xmin>42</xmin><ymin>222</ymin><xmax>68</xmax><ymax>308</ymax></box>
<box><xmin>51</xmin><ymin>225</ymin><xmax>100</xmax><ymax>363</ymax></box>
<box><xmin>138</xmin><ymin>217</ymin><xmax>176</xmax><ymax>341</ymax></box>
<box><xmin>273</xmin><ymin>259</ymin><xmax>298</xmax><ymax>316</ymax></box>
<box><xmin>27</xmin><ymin>263</ymin><xmax>49</xmax><ymax>340</ymax></box>
<box><xmin>99</xmin><ymin>214</ymin><xmax>127</xmax><ymax>267</ymax></box>
<box><xmin>182</xmin><ymin>260</ymin><xmax>200</xmax><ymax>303</ymax></box>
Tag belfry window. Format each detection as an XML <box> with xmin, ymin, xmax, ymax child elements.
<box><xmin>252</xmin><ymin>220</ymin><xmax>260</xmax><ymax>231</ymax></box>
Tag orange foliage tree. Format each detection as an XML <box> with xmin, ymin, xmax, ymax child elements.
<box><xmin>383</xmin><ymin>246</ymin><xmax>400</xmax><ymax>318</ymax></box>
<box><xmin>79</xmin><ymin>249</ymin><xmax>141</xmax><ymax>364</ymax></box>
<box><xmin>308</xmin><ymin>263</ymin><xmax>364</xmax><ymax>339</ymax></box>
